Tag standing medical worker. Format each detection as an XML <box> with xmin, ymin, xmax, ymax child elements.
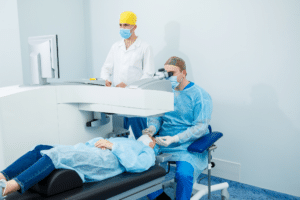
<box><xmin>100</xmin><ymin>11</ymin><xmax>155</xmax><ymax>139</ymax></box>
<box><xmin>144</xmin><ymin>56</ymin><xmax>213</xmax><ymax>200</ymax></box>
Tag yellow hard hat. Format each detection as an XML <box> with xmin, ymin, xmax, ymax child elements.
<box><xmin>120</xmin><ymin>11</ymin><xmax>137</xmax><ymax>25</ymax></box>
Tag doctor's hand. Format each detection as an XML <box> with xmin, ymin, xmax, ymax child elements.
<box><xmin>142</xmin><ymin>126</ymin><xmax>156</xmax><ymax>137</ymax></box>
<box><xmin>105</xmin><ymin>80</ymin><xmax>112</xmax><ymax>87</ymax></box>
<box><xmin>155</xmin><ymin>136</ymin><xmax>179</xmax><ymax>147</ymax></box>
<box><xmin>116</xmin><ymin>82</ymin><xmax>127</xmax><ymax>88</ymax></box>
<box><xmin>95</xmin><ymin>139</ymin><xmax>113</xmax><ymax>150</ymax></box>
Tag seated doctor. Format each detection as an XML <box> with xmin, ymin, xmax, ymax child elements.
<box><xmin>0</xmin><ymin>135</ymin><xmax>156</xmax><ymax>197</ymax></box>
<box><xmin>144</xmin><ymin>56</ymin><xmax>213</xmax><ymax>200</ymax></box>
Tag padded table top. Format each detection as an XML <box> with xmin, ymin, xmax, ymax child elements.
<box><xmin>4</xmin><ymin>165</ymin><xmax>166</xmax><ymax>200</ymax></box>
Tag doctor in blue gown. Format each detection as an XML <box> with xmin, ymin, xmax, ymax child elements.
<box><xmin>0</xmin><ymin>135</ymin><xmax>156</xmax><ymax>197</ymax></box>
<box><xmin>145</xmin><ymin>56</ymin><xmax>213</xmax><ymax>200</ymax></box>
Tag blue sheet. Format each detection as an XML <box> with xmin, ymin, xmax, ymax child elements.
<box><xmin>40</xmin><ymin>137</ymin><xmax>156</xmax><ymax>183</ymax></box>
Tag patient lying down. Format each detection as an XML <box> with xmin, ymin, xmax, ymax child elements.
<box><xmin>0</xmin><ymin>135</ymin><xmax>156</xmax><ymax>197</ymax></box>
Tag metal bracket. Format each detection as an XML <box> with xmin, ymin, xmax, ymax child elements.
<box><xmin>156</xmin><ymin>153</ymin><xmax>173</xmax><ymax>164</ymax></box>
<box><xmin>106</xmin><ymin>128</ymin><xmax>130</xmax><ymax>138</ymax></box>
<box><xmin>86</xmin><ymin>112</ymin><xmax>110</xmax><ymax>127</ymax></box>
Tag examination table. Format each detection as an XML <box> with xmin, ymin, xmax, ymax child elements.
<box><xmin>4</xmin><ymin>165</ymin><xmax>166</xmax><ymax>200</ymax></box>
<box><xmin>4</xmin><ymin>126</ymin><xmax>228</xmax><ymax>200</ymax></box>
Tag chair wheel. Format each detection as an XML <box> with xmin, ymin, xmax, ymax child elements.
<box><xmin>211</xmin><ymin>162</ymin><xmax>215</xmax><ymax>168</ymax></box>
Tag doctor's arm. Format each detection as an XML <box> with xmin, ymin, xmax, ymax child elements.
<box><xmin>111</xmin><ymin>143</ymin><xmax>155</xmax><ymax>172</ymax></box>
<box><xmin>100</xmin><ymin>45</ymin><xmax>114</xmax><ymax>84</ymax></box>
<box><xmin>176</xmin><ymin>99</ymin><xmax>213</xmax><ymax>144</ymax></box>
<box><xmin>147</xmin><ymin>116</ymin><xmax>163</xmax><ymax>136</ymax></box>
<box><xmin>141</xmin><ymin>46</ymin><xmax>155</xmax><ymax>79</ymax></box>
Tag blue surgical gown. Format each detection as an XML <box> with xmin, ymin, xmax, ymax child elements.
<box><xmin>40</xmin><ymin>137</ymin><xmax>156</xmax><ymax>183</ymax></box>
<box><xmin>148</xmin><ymin>83</ymin><xmax>213</xmax><ymax>182</ymax></box>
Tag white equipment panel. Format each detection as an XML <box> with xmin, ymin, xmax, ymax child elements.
<box><xmin>0</xmin><ymin>84</ymin><xmax>173</xmax><ymax>169</ymax></box>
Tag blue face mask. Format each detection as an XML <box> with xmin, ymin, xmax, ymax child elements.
<box><xmin>167</xmin><ymin>76</ymin><xmax>180</xmax><ymax>89</ymax></box>
<box><xmin>120</xmin><ymin>28</ymin><xmax>132</xmax><ymax>39</ymax></box>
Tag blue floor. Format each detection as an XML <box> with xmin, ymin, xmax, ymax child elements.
<box><xmin>138</xmin><ymin>165</ymin><xmax>300</xmax><ymax>200</ymax></box>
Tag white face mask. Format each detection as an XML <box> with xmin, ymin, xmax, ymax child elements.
<box><xmin>137</xmin><ymin>135</ymin><xmax>153</xmax><ymax>147</ymax></box>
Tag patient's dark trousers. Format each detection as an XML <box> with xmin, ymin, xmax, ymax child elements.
<box><xmin>124</xmin><ymin>117</ymin><xmax>147</xmax><ymax>139</ymax></box>
<box><xmin>1</xmin><ymin>145</ymin><xmax>55</xmax><ymax>194</ymax></box>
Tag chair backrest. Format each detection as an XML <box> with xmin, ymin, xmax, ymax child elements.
<box><xmin>208</xmin><ymin>125</ymin><xmax>212</xmax><ymax>134</ymax></box>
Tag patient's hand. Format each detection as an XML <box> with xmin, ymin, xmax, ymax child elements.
<box><xmin>95</xmin><ymin>139</ymin><xmax>113</xmax><ymax>150</ymax></box>
<box><xmin>149</xmin><ymin>136</ymin><xmax>156</xmax><ymax>149</ymax></box>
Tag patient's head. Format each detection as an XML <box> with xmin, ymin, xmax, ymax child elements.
<box><xmin>137</xmin><ymin>135</ymin><xmax>156</xmax><ymax>149</ymax></box>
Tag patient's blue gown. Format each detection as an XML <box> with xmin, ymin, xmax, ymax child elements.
<box><xmin>40</xmin><ymin>137</ymin><xmax>155</xmax><ymax>183</ymax></box>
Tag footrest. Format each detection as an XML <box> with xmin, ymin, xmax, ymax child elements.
<box><xmin>29</xmin><ymin>169</ymin><xmax>83</xmax><ymax>196</ymax></box>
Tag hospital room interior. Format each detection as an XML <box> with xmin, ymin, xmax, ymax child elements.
<box><xmin>0</xmin><ymin>0</ymin><xmax>299</xmax><ymax>200</ymax></box>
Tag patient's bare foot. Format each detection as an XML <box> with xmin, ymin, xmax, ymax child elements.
<box><xmin>0</xmin><ymin>173</ymin><xmax>7</xmax><ymax>181</ymax></box>
<box><xmin>2</xmin><ymin>180</ymin><xmax>21</xmax><ymax>196</ymax></box>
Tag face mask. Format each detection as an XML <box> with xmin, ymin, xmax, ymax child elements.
<box><xmin>137</xmin><ymin>135</ymin><xmax>153</xmax><ymax>147</ymax></box>
<box><xmin>167</xmin><ymin>76</ymin><xmax>180</xmax><ymax>89</ymax></box>
<box><xmin>120</xmin><ymin>27</ymin><xmax>133</xmax><ymax>39</ymax></box>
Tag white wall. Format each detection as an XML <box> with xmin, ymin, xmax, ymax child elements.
<box><xmin>0</xmin><ymin>0</ymin><xmax>22</xmax><ymax>170</ymax></box>
<box><xmin>0</xmin><ymin>0</ymin><xmax>22</xmax><ymax>87</ymax></box>
<box><xmin>84</xmin><ymin>0</ymin><xmax>122</xmax><ymax>78</ymax></box>
<box><xmin>17</xmin><ymin>0</ymin><xmax>92</xmax><ymax>85</ymax></box>
<box><xmin>87</xmin><ymin>0</ymin><xmax>300</xmax><ymax>197</ymax></box>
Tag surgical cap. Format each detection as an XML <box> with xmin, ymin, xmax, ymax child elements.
<box><xmin>137</xmin><ymin>135</ymin><xmax>153</xmax><ymax>147</ymax></box>
<box><xmin>165</xmin><ymin>56</ymin><xmax>186</xmax><ymax>71</ymax></box>
<box><xmin>120</xmin><ymin>11</ymin><xmax>137</xmax><ymax>25</ymax></box>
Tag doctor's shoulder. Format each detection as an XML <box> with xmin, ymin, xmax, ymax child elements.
<box><xmin>116</xmin><ymin>39</ymin><xmax>124</xmax><ymax>45</ymax></box>
<box><xmin>194</xmin><ymin>85</ymin><xmax>213</xmax><ymax>105</ymax></box>
<box><xmin>192</xmin><ymin>84</ymin><xmax>208</xmax><ymax>94</ymax></box>
<box><xmin>190</xmin><ymin>85</ymin><xmax>211</xmax><ymax>100</ymax></box>
<box><xmin>109</xmin><ymin>40</ymin><xmax>123</xmax><ymax>50</ymax></box>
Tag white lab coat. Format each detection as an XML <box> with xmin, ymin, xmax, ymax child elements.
<box><xmin>100</xmin><ymin>38</ymin><xmax>155</xmax><ymax>86</ymax></box>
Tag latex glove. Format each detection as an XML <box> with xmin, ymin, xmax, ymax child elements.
<box><xmin>105</xmin><ymin>80</ymin><xmax>112</xmax><ymax>87</ymax></box>
<box><xmin>156</xmin><ymin>135</ymin><xmax>179</xmax><ymax>147</ymax></box>
<box><xmin>116</xmin><ymin>82</ymin><xmax>127</xmax><ymax>88</ymax></box>
<box><xmin>95</xmin><ymin>139</ymin><xmax>113</xmax><ymax>150</ymax></box>
<box><xmin>142</xmin><ymin>125</ymin><xmax>156</xmax><ymax>137</ymax></box>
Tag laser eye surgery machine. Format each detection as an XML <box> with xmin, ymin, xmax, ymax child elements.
<box><xmin>0</xmin><ymin>35</ymin><xmax>229</xmax><ymax>200</ymax></box>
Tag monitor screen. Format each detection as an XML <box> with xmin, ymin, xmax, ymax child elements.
<box><xmin>28</xmin><ymin>35</ymin><xmax>59</xmax><ymax>85</ymax></box>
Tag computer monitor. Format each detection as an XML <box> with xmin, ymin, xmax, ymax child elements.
<box><xmin>28</xmin><ymin>35</ymin><xmax>59</xmax><ymax>85</ymax></box>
